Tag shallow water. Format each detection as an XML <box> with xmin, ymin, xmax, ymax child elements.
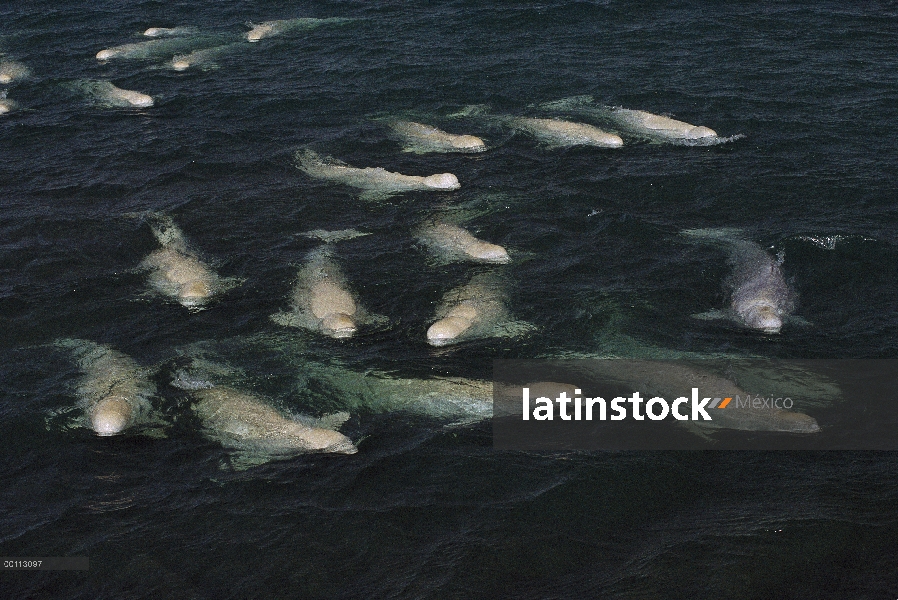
<box><xmin>1</xmin><ymin>1</ymin><xmax>897</xmax><ymax>598</ymax></box>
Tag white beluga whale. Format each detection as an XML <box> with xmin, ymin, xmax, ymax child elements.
<box><xmin>538</xmin><ymin>96</ymin><xmax>740</xmax><ymax>146</ymax></box>
<box><xmin>96</xmin><ymin>35</ymin><xmax>225</xmax><ymax>61</ymax></box>
<box><xmin>169</xmin><ymin>43</ymin><xmax>244</xmax><ymax>71</ymax></box>
<box><xmin>427</xmin><ymin>272</ymin><xmax>533</xmax><ymax>347</ymax></box>
<box><xmin>0</xmin><ymin>92</ymin><xmax>16</xmax><ymax>115</ymax></box>
<box><xmin>56</xmin><ymin>339</ymin><xmax>155</xmax><ymax>436</ymax></box>
<box><xmin>272</xmin><ymin>240</ymin><xmax>383</xmax><ymax>338</ymax></box>
<box><xmin>511</xmin><ymin>117</ymin><xmax>624</xmax><ymax>148</ymax></box>
<box><xmin>296</xmin><ymin>149</ymin><xmax>460</xmax><ymax>200</ymax></box>
<box><xmin>67</xmin><ymin>80</ymin><xmax>154</xmax><ymax>108</ymax></box>
<box><xmin>245</xmin><ymin>17</ymin><xmax>352</xmax><ymax>42</ymax></box>
<box><xmin>0</xmin><ymin>59</ymin><xmax>29</xmax><ymax>84</ymax></box>
<box><xmin>388</xmin><ymin>121</ymin><xmax>486</xmax><ymax>154</ymax></box>
<box><xmin>143</xmin><ymin>27</ymin><xmax>198</xmax><ymax>37</ymax></box>
<box><xmin>682</xmin><ymin>228</ymin><xmax>798</xmax><ymax>333</ymax></box>
<box><xmin>416</xmin><ymin>221</ymin><xmax>509</xmax><ymax>264</ymax></box>
<box><xmin>140</xmin><ymin>214</ymin><xmax>239</xmax><ymax>310</ymax></box>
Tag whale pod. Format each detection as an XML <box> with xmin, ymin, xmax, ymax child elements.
<box><xmin>57</xmin><ymin>339</ymin><xmax>154</xmax><ymax>436</ymax></box>
<box><xmin>296</xmin><ymin>149</ymin><xmax>459</xmax><ymax>200</ymax></box>
<box><xmin>682</xmin><ymin>228</ymin><xmax>797</xmax><ymax>333</ymax></box>
<box><xmin>389</xmin><ymin>121</ymin><xmax>486</xmax><ymax>153</ymax></box>
<box><xmin>511</xmin><ymin>117</ymin><xmax>623</xmax><ymax>148</ymax></box>
<box><xmin>417</xmin><ymin>222</ymin><xmax>510</xmax><ymax>264</ymax></box>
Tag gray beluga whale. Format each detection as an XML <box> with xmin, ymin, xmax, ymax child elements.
<box><xmin>0</xmin><ymin>59</ymin><xmax>29</xmax><ymax>84</ymax></box>
<box><xmin>427</xmin><ymin>272</ymin><xmax>533</xmax><ymax>347</ymax></box>
<box><xmin>56</xmin><ymin>339</ymin><xmax>155</xmax><ymax>436</ymax></box>
<box><xmin>511</xmin><ymin>117</ymin><xmax>624</xmax><ymax>148</ymax></box>
<box><xmin>67</xmin><ymin>80</ymin><xmax>154</xmax><ymax>108</ymax></box>
<box><xmin>416</xmin><ymin>221</ymin><xmax>510</xmax><ymax>264</ymax></box>
<box><xmin>96</xmin><ymin>35</ymin><xmax>225</xmax><ymax>61</ymax></box>
<box><xmin>388</xmin><ymin>121</ymin><xmax>486</xmax><ymax>154</ymax></box>
<box><xmin>682</xmin><ymin>228</ymin><xmax>798</xmax><ymax>333</ymax></box>
<box><xmin>272</xmin><ymin>240</ymin><xmax>383</xmax><ymax>338</ymax></box>
<box><xmin>295</xmin><ymin>149</ymin><xmax>460</xmax><ymax>200</ymax></box>
<box><xmin>140</xmin><ymin>214</ymin><xmax>239</xmax><ymax>310</ymax></box>
<box><xmin>143</xmin><ymin>26</ymin><xmax>198</xmax><ymax>37</ymax></box>
<box><xmin>245</xmin><ymin>17</ymin><xmax>353</xmax><ymax>42</ymax></box>
<box><xmin>169</xmin><ymin>42</ymin><xmax>245</xmax><ymax>71</ymax></box>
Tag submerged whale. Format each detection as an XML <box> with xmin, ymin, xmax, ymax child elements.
<box><xmin>296</xmin><ymin>149</ymin><xmax>460</xmax><ymax>200</ymax></box>
<box><xmin>245</xmin><ymin>17</ymin><xmax>352</xmax><ymax>42</ymax></box>
<box><xmin>143</xmin><ymin>26</ymin><xmax>198</xmax><ymax>37</ymax></box>
<box><xmin>416</xmin><ymin>221</ymin><xmax>509</xmax><ymax>264</ymax></box>
<box><xmin>427</xmin><ymin>273</ymin><xmax>532</xmax><ymax>346</ymax></box>
<box><xmin>140</xmin><ymin>215</ymin><xmax>237</xmax><ymax>309</ymax></box>
<box><xmin>169</xmin><ymin>43</ymin><xmax>244</xmax><ymax>71</ymax></box>
<box><xmin>68</xmin><ymin>80</ymin><xmax>153</xmax><ymax>108</ymax></box>
<box><xmin>388</xmin><ymin>121</ymin><xmax>486</xmax><ymax>154</ymax></box>
<box><xmin>96</xmin><ymin>36</ymin><xmax>223</xmax><ymax>61</ymax></box>
<box><xmin>683</xmin><ymin>228</ymin><xmax>797</xmax><ymax>333</ymax></box>
<box><xmin>0</xmin><ymin>59</ymin><xmax>29</xmax><ymax>84</ymax></box>
<box><xmin>271</xmin><ymin>246</ymin><xmax>382</xmax><ymax>338</ymax></box>
<box><xmin>57</xmin><ymin>339</ymin><xmax>154</xmax><ymax>436</ymax></box>
<box><xmin>511</xmin><ymin>117</ymin><xmax>623</xmax><ymax>148</ymax></box>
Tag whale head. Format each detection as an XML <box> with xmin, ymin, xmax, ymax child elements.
<box><xmin>0</xmin><ymin>74</ymin><xmax>10</xmax><ymax>84</ymax></box>
<box><xmin>171</xmin><ymin>59</ymin><xmax>191</xmax><ymax>71</ymax></box>
<box><xmin>246</xmin><ymin>23</ymin><xmax>274</xmax><ymax>42</ymax></box>
<box><xmin>451</xmin><ymin>135</ymin><xmax>487</xmax><ymax>151</ymax></box>
<box><xmin>427</xmin><ymin>305</ymin><xmax>477</xmax><ymax>346</ymax></box>
<box><xmin>321</xmin><ymin>313</ymin><xmax>357</xmax><ymax>338</ymax></box>
<box><xmin>423</xmin><ymin>173</ymin><xmax>460</xmax><ymax>190</ymax></box>
<box><xmin>179</xmin><ymin>280</ymin><xmax>212</xmax><ymax>307</ymax></box>
<box><xmin>687</xmin><ymin>125</ymin><xmax>717</xmax><ymax>139</ymax></box>
<box><xmin>96</xmin><ymin>49</ymin><xmax>117</xmax><ymax>61</ymax></box>
<box><xmin>303</xmin><ymin>428</ymin><xmax>358</xmax><ymax>454</ymax></box>
<box><xmin>465</xmin><ymin>241</ymin><xmax>510</xmax><ymax>264</ymax></box>
<box><xmin>91</xmin><ymin>396</ymin><xmax>133</xmax><ymax>435</ymax></box>
<box><xmin>744</xmin><ymin>304</ymin><xmax>782</xmax><ymax>333</ymax></box>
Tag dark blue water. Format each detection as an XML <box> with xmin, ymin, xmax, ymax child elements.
<box><xmin>2</xmin><ymin>1</ymin><xmax>897</xmax><ymax>597</ymax></box>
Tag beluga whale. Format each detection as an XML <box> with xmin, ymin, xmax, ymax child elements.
<box><xmin>295</xmin><ymin>149</ymin><xmax>460</xmax><ymax>200</ymax></box>
<box><xmin>169</xmin><ymin>43</ymin><xmax>245</xmax><ymax>71</ymax></box>
<box><xmin>245</xmin><ymin>17</ymin><xmax>353</xmax><ymax>42</ymax></box>
<box><xmin>67</xmin><ymin>80</ymin><xmax>154</xmax><ymax>108</ymax></box>
<box><xmin>272</xmin><ymin>232</ymin><xmax>384</xmax><ymax>338</ymax></box>
<box><xmin>170</xmin><ymin>362</ymin><xmax>357</xmax><ymax>469</ymax></box>
<box><xmin>55</xmin><ymin>339</ymin><xmax>156</xmax><ymax>436</ymax></box>
<box><xmin>427</xmin><ymin>272</ymin><xmax>533</xmax><ymax>347</ymax></box>
<box><xmin>0</xmin><ymin>59</ymin><xmax>29</xmax><ymax>84</ymax></box>
<box><xmin>511</xmin><ymin>117</ymin><xmax>624</xmax><ymax>148</ymax></box>
<box><xmin>682</xmin><ymin>228</ymin><xmax>799</xmax><ymax>333</ymax></box>
<box><xmin>416</xmin><ymin>220</ymin><xmax>510</xmax><ymax>264</ymax></box>
<box><xmin>96</xmin><ymin>35</ymin><xmax>226</xmax><ymax>61</ymax></box>
<box><xmin>139</xmin><ymin>214</ymin><xmax>240</xmax><ymax>310</ymax></box>
<box><xmin>0</xmin><ymin>91</ymin><xmax>16</xmax><ymax>115</ymax></box>
<box><xmin>538</xmin><ymin>96</ymin><xmax>740</xmax><ymax>146</ymax></box>
<box><xmin>143</xmin><ymin>26</ymin><xmax>199</xmax><ymax>37</ymax></box>
<box><xmin>388</xmin><ymin>121</ymin><xmax>486</xmax><ymax>154</ymax></box>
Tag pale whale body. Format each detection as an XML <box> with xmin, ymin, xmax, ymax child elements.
<box><xmin>245</xmin><ymin>17</ymin><xmax>352</xmax><ymax>42</ymax></box>
<box><xmin>427</xmin><ymin>273</ymin><xmax>532</xmax><ymax>346</ymax></box>
<box><xmin>140</xmin><ymin>215</ymin><xmax>236</xmax><ymax>310</ymax></box>
<box><xmin>96</xmin><ymin>36</ymin><xmax>224</xmax><ymax>61</ymax></box>
<box><xmin>683</xmin><ymin>228</ymin><xmax>796</xmax><ymax>333</ymax></box>
<box><xmin>296</xmin><ymin>149</ymin><xmax>460</xmax><ymax>200</ymax></box>
<box><xmin>68</xmin><ymin>80</ymin><xmax>153</xmax><ymax>108</ymax></box>
<box><xmin>0</xmin><ymin>93</ymin><xmax>16</xmax><ymax>115</ymax></box>
<box><xmin>389</xmin><ymin>121</ymin><xmax>486</xmax><ymax>154</ymax></box>
<box><xmin>272</xmin><ymin>247</ymin><xmax>381</xmax><ymax>338</ymax></box>
<box><xmin>511</xmin><ymin>117</ymin><xmax>623</xmax><ymax>148</ymax></box>
<box><xmin>0</xmin><ymin>59</ymin><xmax>29</xmax><ymax>84</ymax></box>
<box><xmin>417</xmin><ymin>222</ymin><xmax>509</xmax><ymax>264</ymax></box>
<box><xmin>57</xmin><ymin>339</ymin><xmax>154</xmax><ymax>436</ymax></box>
<box><xmin>170</xmin><ymin>43</ymin><xmax>244</xmax><ymax>71</ymax></box>
<box><xmin>143</xmin><ymin>27</ymin><xmax>198</xmax><ymax>37</ymax></box>
<box><xmin>188</xmin><ymin>385</ymin><xmax>357</xmax><ymax>468</ymax></box>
